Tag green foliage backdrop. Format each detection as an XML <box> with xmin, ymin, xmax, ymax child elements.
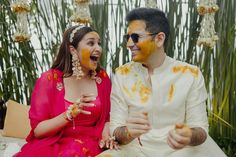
<box><xmin>0</xmin><ymin>0</ymin><xmax>235</xmax><ymax>156</ymax></box>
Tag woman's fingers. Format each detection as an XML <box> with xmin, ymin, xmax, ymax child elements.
<box><xmin>99</xmin><ymin>136</ymin><xmax>119</xmax><ymax>150</ymax></box>
<box><xmin>79</xmin><ymin>110</ymin><xmax>91</xmax><ymax>115</ymax></box>
<box><xmin>79</xmin><ymin>103</ymin><xmax>95</xmax><ymax>108</ymax></box>
<box><xmin>79</xmin><ymin>94</ymin><xmax>96</xmax><ymax>103</ymax></box>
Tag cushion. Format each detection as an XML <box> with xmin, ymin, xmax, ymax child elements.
<box><xmin>2</xmin><ymin>100</ymin><xmax>30</xmax><ymax>139</ymax></box>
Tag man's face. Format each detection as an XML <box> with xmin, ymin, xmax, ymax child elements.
<box><xmin>126</xmin><ymin>20</ymin><xmax>157</xmax><ymax>63</ymax></box>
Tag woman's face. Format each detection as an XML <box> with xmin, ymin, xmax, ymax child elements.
<box><xmin>76</xmin><ymin>31</ymin><xmax>102</xmax><ymax>71</ymax></box>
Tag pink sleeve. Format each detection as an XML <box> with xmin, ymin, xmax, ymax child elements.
<box><xmin>102</xmin><ymin>71</ymin><xmax>111</xmax><ymax>122</ymax></box>
<box><xmin>29</xmin><ymin>71</ymin><xmax>53</xmax><ymax>129</ymax></box>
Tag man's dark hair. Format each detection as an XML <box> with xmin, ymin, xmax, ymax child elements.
<box><xmin>126</xmin><ymin>7</ymin><xmax>170</xmax><ymax>45</ymax></box>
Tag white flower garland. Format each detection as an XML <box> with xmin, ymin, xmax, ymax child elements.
<box><xmin>145</xmin><ymin>0</ymin><xmax>158</xmax><ymax>8</ymax></box>
<box><xmin>197</xmin><ymin>0</ymin><xmax>219</xmax><ymax>49</ymax></box>
<box><xmin>11</xmin><ymin>0</ymin><xmax>31</xmax><ymax>42</ymax></box>
<box><xmin>70</xmin><ymin>0</ymin><xmax>92</xmax><ymax>24</ymax></box>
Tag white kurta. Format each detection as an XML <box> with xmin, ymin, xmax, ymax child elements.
<box><xmin>97</xmin><ymin>56</ymin><xmax>226</xmax><ymax>157</ymax></box>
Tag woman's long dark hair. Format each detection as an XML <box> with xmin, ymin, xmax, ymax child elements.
<box><xmin>51</xmin><ymin>26</ymin><xmax>101</xmax><ymax>77</ymax></box>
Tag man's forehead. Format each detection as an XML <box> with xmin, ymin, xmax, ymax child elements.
<box><xmin>127</xmin><ymin>20</ymin><xmax>146</xmax><ymax>33</ymax></box>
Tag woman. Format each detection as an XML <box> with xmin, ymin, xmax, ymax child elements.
<box><xmin>14</xmin><ymin>25</ymin><xmax>113</xmax><ymax>157</ymax></box>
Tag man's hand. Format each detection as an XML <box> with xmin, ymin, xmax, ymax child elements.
<box><xmin>126</xmin><ymin>112</ymin><xmax>151</xmax><ymax>139</ymax></box>
<box><xmin>167</xmin><ymin>123</ymin><xmax>192</xmax><ymax>149</ymax></box>
<box><xmin>114</xmin><ymin>112</ymin><xmax>151</xmax><ymax>145</ymax></box>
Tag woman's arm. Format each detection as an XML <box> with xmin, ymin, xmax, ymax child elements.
<box><xmin>29</xmin><ymin>70</ymin><xmax>70</xmax><ymax>139</ymax></box>
<box><xmin>33</xmin><ymin>112</ymin><xmax>69</xmax><ymax>138</ymax></box>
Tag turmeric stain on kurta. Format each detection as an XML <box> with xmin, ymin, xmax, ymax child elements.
<box><xmin>139</xmin><ymin>84</ymin><xmax>151</xmax><ymax>103</ymax></box>
<box><xmin>131</xmin><ymin>80</ymin><xmax>141</xmax><ymax>92</ymax></box>
<box><xmin>116</xmin><ymin>65</ymin><xmax>131</xmax><ymax>75</ymax></box>
<box><xmin>172</xmin><ymin>65</ymin><xmax>198</xmax><ymax>77</ymax></box>
<box><xmin>123</xmin><ymin>85</ymin><xmax>132</xmax><ymax>98</ymax></box>
<box><xmin>168</xmin><ymin>84</ymin><xmax>175</xmax><ymax>102</ymax></box>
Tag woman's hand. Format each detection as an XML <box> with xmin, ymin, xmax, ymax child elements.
<box><xmin>99</xmin><ymin>122</ymin><xmax>120</xmax><ymax>150</ymax></box>
<box><xmin>66</xmin><ymin>94</ymin><xmax>96</xmax><ymax>120</ymax></box>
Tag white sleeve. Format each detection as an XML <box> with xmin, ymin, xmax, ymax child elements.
<box><xmin>110</xmin><ymin>73</ymin><xmax>129</xmax><ymax>135</ymax></box>
<box><xmin>186</xmin><ymin>68</ymin><xmax>209</xmax><ymax>133</ymax></box>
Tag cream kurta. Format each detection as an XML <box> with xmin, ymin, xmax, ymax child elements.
<box><xmin>98</xmin><ymin>56</ymin><xmax>226</xmax><ymax>157</ymax></box>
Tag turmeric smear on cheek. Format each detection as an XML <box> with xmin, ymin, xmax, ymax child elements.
<box><xmin>135</xmin><ymin>40</ymin><xmax>156</xmax><ymax>62</ymax></box>
<box><xmin>81</xmin><ymin>48</ymin><xmax>96</xmax><ymax>70</ymax></box>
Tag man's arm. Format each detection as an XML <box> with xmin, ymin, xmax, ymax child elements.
<box><xmin>113</xmin><ymin>126</ymin><xmax>135</xmax><ymax>145</ymax></box>
<box><xmin>167</xmin><ymin>124</ymin><xmax>207</xmax><ymax>149</ymax></box>
<box><xmin>113</xmin><ymin>112</ymin><xmax>151</xmax><ymax>145</ymax></box>
<box><xmin>189</xmin><ymin>127</ymin><xmax>207</xmax><ymax>146</ymax></box>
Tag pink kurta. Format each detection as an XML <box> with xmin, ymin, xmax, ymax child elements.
<box><xmin>14</xmin><ymin>69</ymin><xmax>111</xmax><ymax>157</ymax></box>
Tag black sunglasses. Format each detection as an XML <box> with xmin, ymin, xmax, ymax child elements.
<box><xmin>124</xmin><ymin>32</ymin><xmax>159</xmax><ymax>43</ymax></box>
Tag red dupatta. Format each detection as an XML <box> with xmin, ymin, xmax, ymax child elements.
<box><xmin>26</xmin><ymin>69</ymin><xmax>111</xmax><ymax>145</ymax></box>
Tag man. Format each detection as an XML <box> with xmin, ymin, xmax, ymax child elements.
<box><xmin>98</xmin><ymin>7</ymin><xmax>226</xmax><ymax>157</ymax></box>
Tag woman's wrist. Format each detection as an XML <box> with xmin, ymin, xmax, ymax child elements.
<box><xmin>64</xmin><ymin>103</ymin><xmax>80</xmax><ymax>121</ymax></box>
<box><xmin>63</xmin><ymin>112</ymin><xmax>72</xmax><ymax>122</ymax></box>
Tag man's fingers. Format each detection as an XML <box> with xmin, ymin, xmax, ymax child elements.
<box><xmin>175</xmin><ymin>123</ymin><xmax>184</xmax><ymax>129</ymax></box>
<box><xmin>167</xmin><ymin>133</ymin><xmax>185</xmax><ymax>149</ymax></box>
<box><xmin>127</xmin><ymin>117</ymin><xmax>150</xmax><ymax>125</ymax></box>
<box><xmin>171</xmin><ymin>130</ymin><xmax>190</xmax><ymax>144</ymax></box>
<box><xmin>168</xmin><ymin>129</ymin><xmax>191</xmax><ymax>148</ymax></box>
<box><xmin>129</xmin><ymin>112</ymin><xmax>149</xmax><ymax>119</ymax></box>
<box><xmin>175</xmin><ymin>125</ymin><xmax>192</xmax><ymax>137</ymax></box>
<box><xmin>127</xmin><ymin>123</ymin><xmax>151</xmax><ymax>131</ymax></box>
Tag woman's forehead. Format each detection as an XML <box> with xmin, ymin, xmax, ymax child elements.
<box><xmin>83</xmin><ymin>31</ymin><xmax>100</xmax><ymax>40</ymax></box>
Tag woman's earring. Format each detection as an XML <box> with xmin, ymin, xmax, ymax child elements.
<box><xmin>72</xmin><ymin>53</ymin><xmax>84</xmax><ymax>79</ymax></box>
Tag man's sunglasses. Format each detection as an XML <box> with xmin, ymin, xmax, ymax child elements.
<box><xmin>124</xmin><ymin>32</ymin><xmax>159</xmax><ymax>43</ymax></box>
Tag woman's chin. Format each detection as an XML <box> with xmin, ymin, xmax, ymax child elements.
<box><xmin>89</xmin><ymin>64</ymin><xmax>97</xmax><ymax>71</ymax></box>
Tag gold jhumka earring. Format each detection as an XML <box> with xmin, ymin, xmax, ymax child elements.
<box><xmin>72</xmin><ymin>53</ymin><xmax>84</xmax><ymax>80</ymax></box>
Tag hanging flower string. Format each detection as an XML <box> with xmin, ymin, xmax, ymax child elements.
<box><xmin>70</xmin><ymin>0</ymin><xmax>92</xmax><ymax>24</ymax></box>
<box><xmin>145</xmin><ymin>0</ymin><xmax>158</xmax><ymax>8</ymax></box>
<box><xmin>197</xmin><ymin>0</ymin><xmax>219</xmax><ymax>49</ymax></box>
<box><xmin>11</xmin><ymin>1</ymin><xmax>31</xmax><ymax>42</ymax></box>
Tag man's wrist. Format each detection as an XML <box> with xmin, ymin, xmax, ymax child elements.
<box><xmin>189</xmin><ymin>127</ymin><xmax>207</xmax><ymax>146</ymax></box>
<box><xmin>114</xmin><ymin>126</ymin><xmax>135</xmax><ymax>145</ymax></box>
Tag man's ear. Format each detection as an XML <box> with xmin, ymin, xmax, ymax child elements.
<box><xmin>69</xmin><ymin>45</ymin><xmax>76</xmax><ymax>55</ymax></box>
<box><xmin>155</xmin><ymin>32</ymin><xmax>165</xmax><ymax>47</ymax></box>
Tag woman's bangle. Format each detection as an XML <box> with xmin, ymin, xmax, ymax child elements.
<box><xmin>64</xmin><ymin>105</ymin><xmax>74</xmax><ymax>121</ymax></box>
<box><xmin>65</xmin><ymin>103</ymin><xmax>81</xmax><ymax>121</ymax></box>
<box><xmin>63</xmin><ymin>113</ymin><xmax>70</xmax><ymax>121</ymax></box>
